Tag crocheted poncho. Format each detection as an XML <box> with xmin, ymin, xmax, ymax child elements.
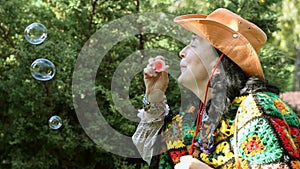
<box><xmin>155</xmin><ymin>92</ymin><xmax>300</xmax><ymax>169</ymax></box>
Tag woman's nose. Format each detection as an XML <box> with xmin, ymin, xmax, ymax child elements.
<box><xmin>179</xmin><ymin>47</ymin><xmax>187</xmax><ymax>58</ymax></box>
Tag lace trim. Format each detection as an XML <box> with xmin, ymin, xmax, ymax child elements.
<box><xmin>132</xmin><ymin>103</ymin><xmax>169</xmax><ymax>164</ymax></box>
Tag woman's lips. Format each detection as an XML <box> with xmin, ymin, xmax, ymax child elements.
<box><xmin>180</xmin><ymin>64</ymin><xmax>187</xmax><ymax>72</ymax></box>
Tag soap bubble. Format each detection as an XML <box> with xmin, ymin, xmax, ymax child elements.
<box><xmin>49</xmin><ymin>115</ymin><xmax>62</xmax><ymax>130</ymax></box>
<box><xmin>24</xmin><ymin>22</ymin><xmax>47</xmax><ymax>45</ymax></box>
<box><xmin>30</xmin><ymin>58</ymin><xmax>55</xmax><ymax>81</ymax></box>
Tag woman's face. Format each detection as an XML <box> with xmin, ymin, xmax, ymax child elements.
<box><xmin>178</xmin><ymin>34</ymin><xmax>219</xmax><ymax>95</ymax></box>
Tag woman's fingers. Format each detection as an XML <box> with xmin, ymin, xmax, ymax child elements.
<box><xmin>144</xmin><ymin>56</ymin><xmax>168</xmax><ymax>85</ymax></box>
<box><xmin>144</xmin><ymin>56</ymin><xmax>164</xmax><ymax>78</ymax></box>
<box><xmin>143</xmin><ymin>56</ymin><xmax>169</xmax><ymax>101</ymax></box>
<box><xmin>144</xmin><ymin>66</ymin><xmax>156</xmax><ymax>78</ymax></box>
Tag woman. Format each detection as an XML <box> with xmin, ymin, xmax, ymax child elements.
<box><xmin>132</xmin><ymin>8</ymin><xmax>300</xmax><ymax>169</ymax></box>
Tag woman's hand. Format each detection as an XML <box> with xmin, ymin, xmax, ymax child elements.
<box><xmin>174</xmin><ymin>155</ymin><xmax>213</xmax><ymax>169</ymax></box>
<box><xmin>144</xmin><ymin>56</ymin><xmax>169</xmax><ymax>102</ymax></box>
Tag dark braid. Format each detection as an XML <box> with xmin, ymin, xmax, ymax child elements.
<box><xmin>199</xmin><ymin>48</ymin><xmax>280</xmax><ymax>150</ymax></box>
<box><xmin>206</xmin><ymin>48</ymin><xmax>279</xmax><ymax>120</ymax></box>
<box><xmin>240</xmin><ymin>77</ymin><xmax>280</xmax><ymax>95</ymax></box>
<box><xmin>205</xmin><ymin>49</ymin><xmax>247</xmax><ymax>125</ymax></box>
<box><xmin>199</xmin><ymin>50</ymin><xmax>248</xmax><ymax>146</ymax></box>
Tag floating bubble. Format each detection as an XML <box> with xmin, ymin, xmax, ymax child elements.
<box><xmin>30</xmin><ymin>58</ymin><xmax>55</xmax><ymax>81</ymax></box>
<box><xmin>24</xmin><ymin>22</ymin><xmax>47</xmax><ymax>45</ymax></box>
<box><xmin>48</xmin><ymin>115</ymin><xmax>62</xmax><ymax>130</ymax></box>
<box><xmin>153</xmin><ymin>60</ymin><xmax>165</xmax><ymax>72</ymax></box>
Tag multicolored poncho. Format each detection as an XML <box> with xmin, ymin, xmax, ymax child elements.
<box><xmin>154</xmin><ymin>92</ymin><xmax>300</xmax><ymax>169</ymax></box>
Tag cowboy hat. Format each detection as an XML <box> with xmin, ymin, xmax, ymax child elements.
<box><xmin>174</xmin><ymin>8</ymin><xmax>267</xmax><ymax>78</ymax></box>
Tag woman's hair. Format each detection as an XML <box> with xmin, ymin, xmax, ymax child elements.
<box><xmin>205</xmin><ymin>48</ymin><xmax>279</xmax><ymax>125</ymax></box>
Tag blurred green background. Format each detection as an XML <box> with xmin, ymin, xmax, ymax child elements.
<box><xmin>0</xmin><ymin>0</ymin><xmax>299</xmax><ymax>168</ymax></box>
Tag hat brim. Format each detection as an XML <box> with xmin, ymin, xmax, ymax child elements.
<box><xmin>174</xmin><ymin>14</ymin><xmax>264</xmax><ymax>78</ymax></box>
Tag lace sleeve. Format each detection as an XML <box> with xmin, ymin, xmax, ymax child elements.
<box><xmin>132</xmin><ymin>99</ymin><xmax>169</xmax><ymax>164</ymax></box>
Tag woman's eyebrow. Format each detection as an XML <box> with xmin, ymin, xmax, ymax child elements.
<box><xmin>192</xmin><ymin>34</ymin><xmax>198</xmax><ymax>39</ymax></box>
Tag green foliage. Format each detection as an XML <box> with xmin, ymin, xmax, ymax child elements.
<box><xmin>0</xmin><ymin>0</ymin><xmax>134</xmax><ymax>168</ymax></box>
<box><xmin>274</xmin><ymin>0</ymin><xmax>300</xmax><ymax>55</ymax></box>
<box><xmin>260</xmin><ymin>43</ymin><xmax>294</xmax><ymax>91</ymax></box>
<box><xmin>273</xmin><ymin>0</ymin><xmax>300</xmax><ymax>90</ymax></box>
<box><xmin>0</xmin><ymin>0</ymin><xmax>295</xmax><ymax>168</ymax></box>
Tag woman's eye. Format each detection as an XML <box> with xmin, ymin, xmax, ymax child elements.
<box><xmin>190</xmin><ymin>37</ymin><xmax>198</xmax><ymax>47</ymax></box>
<box><xmin>190</xmin><ymin>41</ymin><xmax>196</xmax><ymax>47</ymax></box>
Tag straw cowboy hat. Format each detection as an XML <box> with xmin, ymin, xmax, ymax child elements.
<box><xmin>174</xmin><ymin>8</ymin><xmax>267</xmax><ymax>78</ymax></box>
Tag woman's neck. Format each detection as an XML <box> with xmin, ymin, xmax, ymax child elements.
<box><xmin>189</xmin><ymin>77</ymin><xmax>213</xmax><ymax>104</ymax></box>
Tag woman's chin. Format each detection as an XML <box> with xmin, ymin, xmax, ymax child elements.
<box><xmin>178</xmin><ymin>71</ymin><xmax>190</xmax><ymax>84</ymax></box>
<box><xmin>178</xmin><ymin>75</ymin><xmax>190</xmax><ymax>90</ymax></box>
<box><xmin>177</xmin><ymin>74</ymin><xmax>184</xmax><ymax>84</ymax></box>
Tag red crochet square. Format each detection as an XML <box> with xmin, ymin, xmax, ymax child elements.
<box><xmin>270</xmin><ymin>117</ymin><xmax>300</xmax><ymax>158</ymax></box>
<box><xmin>169</xmin><ymin>149</ymin><xmax>188</xmax><ymax>164</ymax></box>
